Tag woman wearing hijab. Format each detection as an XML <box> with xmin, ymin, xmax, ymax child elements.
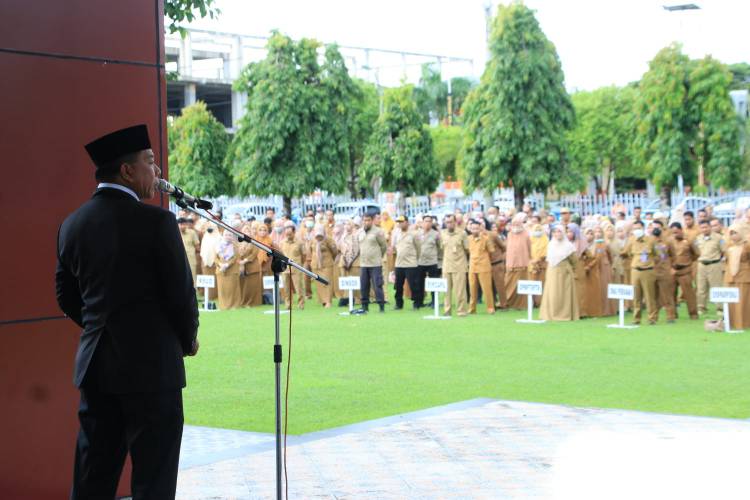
<box><xmin>504</xmin><ymin>214</ymin><xmax>532</xmax><ymax>309</ymax></box>
<box><xmin>254</xmin><ymin>221</ymin><xmax>274</xmax><ymax>278</ymax></box>
<box><xmin>339</xmin><ymin>218</ymin><xmax>362</xmax><ymax>305</ymax></box>
<box><xmin>581</xmin><ymin>227</ymin><xmax>605</xmax><ymax>317</ymax></box>
<box><xmin>594</xmin><ymin>225</ymin><xmax>616</xmax><ymax>315</ymax></box>
<box><xmin>540</xmin><ymin>225</ymin><xmax>580</xmax><ymax>321</ymax></box>
<box><xmin>215</xmin><ymin>230</ymin><xmax>242</xmax><ymax>310</ymax></box>
<box><xmin>310</xmin><ymin>224</ymin><xmax>339</xmax><ymax>308</ymax></box>
<box><xmin>566</xmin><ymin>222</ymin><xmax>588</xmax><ymax>316</ymax></box>
<box><xmin>529</xmin><ymin>223</ymin><xmax>548</xmax><ymax>307</ymax></box>
<box><xmin>724</xmin><ymin>224</ymin><xmax>750</xmax><ymax>329</ymax></box>
<box><xmin>199</xmin><ymin>224</ymin><xmax>220</xmax><ymax>302</ymax></box>
<box><xmin>238</xmin><ymin>222</ymin><xmax>263</xmax><ymax>306</ymax></box>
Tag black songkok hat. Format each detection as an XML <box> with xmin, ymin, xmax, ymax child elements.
<box><xmin>84</xmin><ymin>124</ymin><xmax>151</xmax><ymax>168</ymax></box>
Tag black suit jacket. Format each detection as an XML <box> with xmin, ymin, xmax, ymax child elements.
<box><xmin>56</xmin><ymin>187</ymin><xmax>199</xmax><ymax>393</ymax></box>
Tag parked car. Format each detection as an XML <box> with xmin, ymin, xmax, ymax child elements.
<box><xmin>714</xmin><ymin>196</ymin><xmax>750</xmax><ymax>222</ymax></box>
<box><xmin>222</xmin><ymin>202</ymin><xmax>280</xmax><ymax>222</ymax></box>
<box><xmin>333</xmin><ymin>201</ymin><xmax>381</xmax><ymax>222</ymax></box>
<box><xmin>642</xmin><ymin>196</ymin><xmax>711</xmax><ymax>219</ymax></box>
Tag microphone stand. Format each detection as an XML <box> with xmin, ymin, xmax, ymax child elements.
<box><xmin>175</xmin><ymin>198</ymin><xmax>328</xmax><ymax>500</ymax></box>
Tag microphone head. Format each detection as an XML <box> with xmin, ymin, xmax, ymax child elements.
<box><xmin>156</xmin><ymin>178</ymin><xmax>171</xmax><ymax>193</ymax></box>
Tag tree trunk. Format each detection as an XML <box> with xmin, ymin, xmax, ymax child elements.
<box><xmin>514</xmin><ymin>187</ymin><xmax>525</xmax><ymax>213</ymax></box>
<box><xmin>283</xmin><ymin>195</ymin><xmax>292</xmax><ymax>217</ymax></box>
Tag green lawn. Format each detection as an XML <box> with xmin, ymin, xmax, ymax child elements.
<box><xmin>184</xmin><ymin>297</ymin><xmax>750</xmax><ymax>435</ymax></box>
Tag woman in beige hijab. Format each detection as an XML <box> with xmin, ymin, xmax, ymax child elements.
<box><xmin>310</xmin><ymin>224</ymin><xmax>338</xmax><ymax>307</ymax></box>
<box><xmin>504</xmin><ymin>213</ymin><xmax>531</xmax><ymax>309</ymax></box>
<box><xmin>238</xmin><ymin>222</ymin><xmax>263</xmax><ymax>306</ymax></box>
<box><xmin>595</xmin><ymin>225</ymin><xmax>616</xmax><ymax>315</ymax></box>
<box><xmin>200</xmin><ymin>224</ymin><xmax>220</xmax><ymax>301</ymax></box>
<box><xmin>581</xmin><ymin>227</ymin><xmax>605</xmax><ymax>318</ymax></box>
<box><xmin>724</xmin><ymin>224</ymin><xmax>750</xmax><ymax>329</ymax></box>
<box><xmin>339</xmin><ymin>218</ymin><xmax>362</xmax><ymax>305</ymax></box>
<box><xmin>215</xmin><ymin>229</ymin><xmax>242</xmax><ymax>310</ymax></box>
<box><xmin>540</xmin><ymin>225</ymin><xmax>579</xmax><ymax>321</ymax></box>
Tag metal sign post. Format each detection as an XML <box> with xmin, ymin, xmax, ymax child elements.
<box><xmin>423</xmin><ymin>278</ymin><xmax>450</xmax><ymax>320</ymax></box>
<box><xmin>196</xmin><ymin>274</ymin><xmax>216</xmax><ymax>312</ymax></box>
<box><xmin>263</xmin><ymin>275</ymin><xmax>288</xmax><ymax>315</ymax></box>
<box><xmin>710</xmin><ymin>287</ymin><xmax>743</xmax><ymax>333</ymax></box>
<box><xmin>515</xmin><ymin>280</ymin><xmax>545</xmax><ymax>324</ymax></box>
<box><xmin>606</xmin><ymin>284</ymin><xmax>637</xmax><ymax>329</ymax></box>
<box><xmin>338</xmin><ymin>276</ymin><xmax>361</xmax><ymax>316</ymax></box>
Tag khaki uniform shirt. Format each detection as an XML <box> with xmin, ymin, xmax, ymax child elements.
<box><xmin>670</xmin><ymin>238</ymin><xmax>698</xmax><ymax>276</ymax></box>
<box><xmin>309</xmin><ymin>237</ymin><xmax>338</xmax><ymax>269</ymax></box>
<box><xmin>653</xmin><ymin>236</ymin><xmax>674</xmax><ymax>278</ymax></box>
<box><xmin>468</xmin><ymin>233</ymin><xmax>495</xmax><ymax>273</ymax></box>
<box><xmin>621</xmin><ymin>236</ymin><xmax>658</xmax><ymax>269</ymax></box>
<box><xmin>684</xmin><ymin>225</ymin><xmax>700</xmax><ymax>243</ymax></box>
<box><xmin>693</xmin><ymin>233</ymin><xmax>725</xmax><ymax>263</ymax></box>
<box><xmin>417</xmin><ymin>229</ymin><xmax>441</xmax><ymax>266</ymax></box>
<box><xmin>394</xmin><ymin>229</ymin><xmax>421</xmax><ymax>268</ymax></box>
<box><xmin>488</xmin><ymin>231</ymin><xmax>506</xmax><ymax>264</ymax></box>
<box><xmin>441</xmin><ymin>229</ymin><xmax>469</xmax><ymax>273</ymax></box>
<box><xmin>281</xmin><ymin>238</ymin><xmax>306</xmax><ymax>263</ymax></box>
<box><xmin>357</xmin><ymin>227</ymin><xmax>387</xmax><ymax>267</ymax></box>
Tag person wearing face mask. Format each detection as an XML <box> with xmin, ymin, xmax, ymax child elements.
<box><xmin>540</xmin><ymin>225</ymin><xmax>580</xmax><ymax>321</ymax></box>
<box><xmin>669</xmin><ymin>222</ymin><xmax>699</xmax><ymax>320</ymax></box>
<box><xmin>651</xmin><ymin>220</ymin><xmax>676</xmax><ymax>323</ymax></box>
<box><xmin>215</xmin><ymin>229</ymin><xmax>243</xmax><ymax>310</ymax></box>
<box><xmin>528</xmin><ymin>223</ymin><xmax>548</xmax><ymax>307</ymax></box>
<box><xmin>693</xmin><ymin>219</ymin><xmax>726</xmax><ymax>317</ymax></box>
<box><xmin>178</xmin><ymin>217</ymin><xmax>201</xmax><ymax>286</ymax></box>
<box><xmin>724</xmin><ymin>224</ymin><xmax>750</xmax><ymax>329</ymax></box>
<box><xmin>504</xmin><ymin>214</ymin><xmax>532</xmax><ymax>309</ymax></box>
<box><xmin>488</xmin><ymin>221</ymin><xmax>508</xmax><ymax>310</ymax></box>
<box><xmin>441</xmin><ymin>214</ymin><xmax>470</xmax><ymax>316</ymax></box>
<box><xmin>309</xmin><ymin>225</ymin><xmax>338</xmax><ymax>308</ymax></box>
<box><xmin>280</xmin><ymin>221</ymin><xmax>307</xmax><ymax>310</ymax></box>
<box><xmin>468</xmin><ymin>220</ymin><xmax>496</xmax><ymax>314</ymax></box>
<box><xmin>581</xmin><ymin>227</ymin><xmax>605</xmax><ymax>318</ymax></box>
<box><xmin>392</xmin><ymin>216</ymin><xmax>422</xmax><ymax>310</ymax></box>
<box><xmin>238</xmin><ymin>222</ymin><xmax>263</xmax><ymax>307</ymax></box>
<box><xmin>339</xmin><ymin>218</ymin><xmax>362</xmax><ymax>307</ymax></box>
<box><xmin>620</xmin><ymin>220</ymin><xmax>659</xmax><ymax>325</ymax></box>
<box><xmin>300</xmin><ymin>217</ymin><xmax>316</xmax><ymax>300</ymax></box>
<box><xmin>595</xmin><ymin>225</ymin><xmax>616</xmax><ymax>316</ymax></box>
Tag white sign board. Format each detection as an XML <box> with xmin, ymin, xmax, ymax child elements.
<box><xmin>196</xmin><ymin>274</ymin><xmax>215</xmax><ymax>288</ymax></box>
<box><xmin>710</xmin><ymin>287</ymin><xmax>740</xmax><ymax>303</ymax></box>
<box><xmin>608</xmin><ymin>284</ymin><xmax>634</xmax><ymax>301</ymax></box>
<box><xmin>425</xmin><ymin>278</ymin><xmax>448</xmax><ymax>293</ymax></box>
<box><xmin>263</xmin><ymin>276</ymin><xmax>284</xmax><ymax>289</ymax></box>
<box><xmin>517</xmin><ymin>280</ymin><xmax>543</xmax><ymax>296</ymax></box>
<box><xmin>338</xmin><ymin>276</ymin><xmax>361</xmax><ymax>290</ymax></box>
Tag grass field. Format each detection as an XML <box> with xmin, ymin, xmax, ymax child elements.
<box><xmin>183</xmin><ymin>295</ymin><xmax>750</xmax><ymax>435</ymax></box>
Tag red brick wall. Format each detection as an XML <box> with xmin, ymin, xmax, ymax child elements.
<box><xmin>0</xmin><ymin>1</ymin><xmax>167</xmax><ymax>497</ymax></box>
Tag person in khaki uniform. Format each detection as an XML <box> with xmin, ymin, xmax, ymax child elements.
<box><xmin>417</xmin><ymin>215</ymin><xmax>442</xmax><ymax>307</ymax></box>
<box><xmin>339</xmin><ymin>218</ymin><xmax>361</xmax><ymax>305</ymax></box>
<box><xmin>621</xmin><ymin>220</ymin><xmax>659</xmax><ymax>325</ymax></box>
<box><xmin>178</xmin><ymin>217</ymin><xmax>200</xmax><ymax>285</ymax></box>
<box><xmin>669</xmin><ymin>222</ymin><xmax>699</xmax><ymax>319</ymax></box>
<box><xmin>441</xmin><ymin>214</ymin><xmax>470</xmax><ymax>316</ymax></box>
<box><xmin>488</xmin><ymin>221</ymin><xmax>507</xmax><ymax>309</ymax></box>
<box><xmin>215</xmin><ymin>230</ymin><xmax>243</xmax><ymax>310</ymax></box>
<box><xmin>725</xmin><ymin>224</ymin><xmax>750</xmax><ymax>329</ymax></box>
<box><xmin>504</xmin><ymin>215</ymin><xmax>531</xmax><ymax>309</ymax></box>
<box><xmin>199</xmin><ymin>225</ymin><xmax>220</xmax><ymax>302</ymax></box>
<box><xmin>392</xmin><ymin>216</ymin><xmax>422</xmax><ymax>310</ymax></box>
<box><xmin>299</xmin><ymin>216</ymin><xmax>316</xmax><ymax>299</ymax></box>
<box><xmin>694</xmin><ymin>219</ymin><xmax>726</xmax><ymax>316</ymax></box>
<box><xmin>468</xmin><ymin>220</ymin><xmax>496</xmax><ymax>314</ymax></box>
<box><xmin>238</xmin><ymin>223</ymin><xmax>263</xmax><ymax>307</ymax></box>
<box><xmin>651</xmin><ymin>220</ymin><xmax>676</xmax><ymax>322</ymax></box>
<box><xmin>309</xmin><ymin>224</ymin><xmax>338</xmax><ymax>308</ymax></box>
<box><xmin>280</xmin><ymin>221</ymin><xmax>306</xmax><ymax>310</ymax></box>
<box><xmin>357</xmin><ymin>213</ymin><xmax>387</xmax><ymax>313</ymax></box>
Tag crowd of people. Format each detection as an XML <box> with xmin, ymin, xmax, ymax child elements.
<box><xmin>176</xmin><ymin>201</ymin><xmax>750</xmax><ymax>330</ymax></box>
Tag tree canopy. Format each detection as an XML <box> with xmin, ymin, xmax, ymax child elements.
<box><xmin>165</xmin><ymin>0</ymin><xmax>220</xmax><ymax>36</ymax></box>
<box><xmin>461</xmin><ymin>2</ymin><xmax>574</xmax><ymax>209</ymax></box>
<box><xmin>167</xmin><ymin>101</ymin><xmax>231</xmax><ymax>197</ymax></box>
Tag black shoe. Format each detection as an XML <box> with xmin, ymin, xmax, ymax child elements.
<box><xmin>394</xmin><ymin>305</ymin><xmax>403</xmax><ymax>310</ymax></box>
<box><xmin>338</xmin><ymin>298</ymin><xmax>349</xmax><ymax>307</ymax></box>
<box><xmin>379</xmin><ymin>303</ymin><xmax>385</xmax><ymax>313</ymax></box>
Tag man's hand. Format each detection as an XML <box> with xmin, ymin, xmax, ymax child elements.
<box><xmin>188</xmin><ymin>339</ymin><xmax>199</xmax><ymax>356</ymax></box>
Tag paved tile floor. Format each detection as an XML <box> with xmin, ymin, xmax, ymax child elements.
<box><xmin>177</xmin><ymin>399</ymin><xmax>750</xmax><ymax>499</ymax></box>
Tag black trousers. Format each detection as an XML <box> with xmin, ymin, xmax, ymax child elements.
<box><xmin>71</xmin><ymin>387</ymin><xmax>184</xmax><ymax>500</ymax></box>
<box><xmin>360</xmin><ymin>266</ymin><xmax>384</xmax><ymax>306</ymax></box>
<box><xmin>394</xmin><ymin>267</ymin><xmax>421</xmax><ymax>308</ymax></box>
<box><xmin>417</xmin><ymin>264</ymin><xmax>440</xmax><ymax>305</ymax></box>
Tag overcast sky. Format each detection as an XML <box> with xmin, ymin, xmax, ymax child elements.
<box><xmin>187</xmin><ymin>0</ymin><xmax>748</xmax><ymax>91</ymax></box>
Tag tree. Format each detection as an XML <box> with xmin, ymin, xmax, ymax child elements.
<box><xmin>637</xmin><ymin>46</ymin><xmax>743</xmax><ymax>202</ymax></box>
<box><xmin>689</xmin><ymin>56</ymin><xmax>742</xmax><ymax>189</ymax></box>
<box><xmin>343</xmin><ymin>79</ymin><xmax>379</xmax><ymax>198</ymax></box>
<box><xmin>414</xmin><ymin>64</ymin><xmax>448</xmax><ymax>124</ymax></box>
<box><xmin>729</xmin><ymin>62</ymin><xmax>750</xmax><ymax>91</ymax></box>
<box><xmin>167</xmin><ymin>101</ymin><xmax>231</xmax><ymax>197</ymax></box>
<box><xmin>461</xmin><ymin>2</ymin><xmax>574</xmax><ymax>210</ymax></box>
<box><xmin>165</xmin><ymin>0</ymin><xmax>220</xmax><ymax>36</ymax></box>
<box><xmin>430</xmin><ymin>126</ymin><xmax>464</xmax><ymax>180</ymax></box>
<box><xmin>636</xmin><ymin>44</ymin><xmax>696</xmax><ymax>203</ymax></box>
<box><xmin>563</xmin><ymin>85</ymin><xmax>643</xmax><ymax>194</ymax></box>
<box><xmin>448</xmin><ymin>76</ymin><xmax>476</xmax><ymax>125</ymax></box>
<box><xmin>360</xmin><ymin>85</ymin><xmax>439</xmax><ymax>204</ymax></box>
<box><xmin>226</xmin><ymin>33</ymin><xmax>351</xmax><ymax>213</ymax></box>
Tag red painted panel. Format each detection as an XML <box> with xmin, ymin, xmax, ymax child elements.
<box><xmin>0</xmin><ymin>0</ymin><xmax>159</xmax><ymax>64</ymax></box>
<box><xmin>0</xmin><ymin>52</ymin><xmax>167</xmax><ymax>322</ymax></box>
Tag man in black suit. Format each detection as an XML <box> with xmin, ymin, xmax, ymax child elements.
<box><xmin>55</xmin><ymin>124</ymin><xmax>199</xmax><ymax>500</ymax></box>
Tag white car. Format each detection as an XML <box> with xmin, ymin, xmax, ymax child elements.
<box><xmin>333</xmin><ymin>201</ymin><xmax>380</xmax><ymax>222</ymax></box>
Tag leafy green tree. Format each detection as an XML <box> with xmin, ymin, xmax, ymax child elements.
<box><xmin>168</xmin><ymin>101</ymin><xmax>231</xmax><ymax>197</ymax></box>
<box><xmin>344</xmin><ymin>79</ymin><xmax>379</xmax><ymax>198</ymax></box>
<box><xmin>689</xmin><ymin>56</ymin><xmax>742</xmax><ymax>189</ymax></box>
<box><xmin>227</xmin><ymin>33</ymin><xmax>352</xmax><ymax>213</ymax></box>
<box><xmin>729</xmin><ymin>62</ymin><xmax>750</xmax><ymax>91</ymax></box>
<box><xmin>563</xmin><ymin>85</ymin><xmax>643</xmax><ymax>194</ymax></box>
<box><xmin>430</xmin><ymin>126</ymin><xmax>464</xmax><ymax>180</ymax></box>
<box><xmin>360</xmin><ymin>85</ymin><xmax>439</xmax><ymax>202</ymax></box>
<box><xmin>414</xmin><ymin>64</ymin><xmax>448</xmax><ymax>124</ymax></box>
<box><xmin>636</xmin><ymin>44</ymin><xmax>696</xmax><ymax>202</ymax></box>
<box><xmin>165</xmin><ymin>0</ymin><xmax>220</xmax><ymax>36</ymax></box>
<box><xmin>448</xmin><ymin>76</ymin><xmax>476</xmax><ymax>125</ymax></box>
<box><xmin>461</xmin><ymin>2</ymin><xmax>574</xmax><ymax>209</ymax></box>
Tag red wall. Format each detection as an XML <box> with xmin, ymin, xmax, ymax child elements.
<box><xmin>0</xmin><ymin>1</ymin><xmax>167</xmax><ymax>497</ymax></box>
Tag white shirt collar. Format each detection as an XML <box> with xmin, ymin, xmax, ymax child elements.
<box><xmin>97</xmin><ymin>182</ymin><xmax>139</xmax><ymax>201</ymax></box>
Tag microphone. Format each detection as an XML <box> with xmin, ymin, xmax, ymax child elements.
<box><xmin>156</xmin><ymin>179</ymin><xmax>213</xmax><ymax>209</ymax></box>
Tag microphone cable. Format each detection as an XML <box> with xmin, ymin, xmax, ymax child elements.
<box><xmin>283</xmin><ymin>265</ymin><xmax>293</xmax><ymax>500</ymax></box>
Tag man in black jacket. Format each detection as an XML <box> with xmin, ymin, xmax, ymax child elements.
<box><xmin>56</xmin><ymin>124</ymin><xmax>199</xmax><ymax>500</ymax></box>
